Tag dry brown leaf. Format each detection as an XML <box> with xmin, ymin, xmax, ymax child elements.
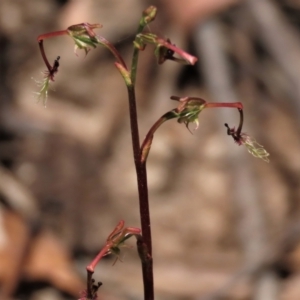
<box><xmin>0</xmin><ymin>209</ymin><xmax>30</xmax><ymax>298</ymax></box>
<box><xmin>23</xmin><ymin>230</ymin><xmax>85</xmax><ymax>297</ymax></box>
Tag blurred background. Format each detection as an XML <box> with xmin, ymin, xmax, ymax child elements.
<box><xmin>0</xmin><ymin>0</ymin><xmax>300</xmax><ymax>299</ymax></box>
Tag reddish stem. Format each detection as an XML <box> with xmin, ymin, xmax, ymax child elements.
<box><xmin>237</xmin><ymin>108</ymin><xmax>244</xmax><ymax>136</ymax></box>
<box><xmin>204</xmin><ymin>102</ymin><xmax>243</xmax><ymax>109</ymax></box>
<box><xmin>126</xmin><ymin>84</ymin><xmax>154</xmax><ymax>300</ymax></box>
<box><xmin>140</xmin><ymin>118</ymin><xmax>167</xmax><ymax>164</ymax></box>
<box><xmin>140</xmin><ymin>111</ymin><xmax>177</xmax><ymax>163</ymax></box>
<box><xmin>86</xmin><ymin>245</ymin><xmax>111</xmax><ymax>273</ymax></box>
<box><xmin>204</xmin><ymin>102</ymin><xmax>244</xmax><ymax>137</ymax></box>
<box><xmin>37</xmin><ymin>30</ymin><xmax>68</xmax><ymax>73</ymax></box>
<box><xmin>37</xmin><ymin>30</ymin><xmax>68</xmax><ymax>41</ymax></box>
<box><xmin>38</xmin><ymin>40</ymin><xmax>51</xmax><ymax>72</ymax></box>
<box><xmin>97</xmin><ymin>35</ymin><xmax>128</xmax><ymax>70</ymax></box>
<box><xmin>204</xmin><ymin>102</ymin><xmax>244</xmax><ymax>135</ymax></box>
<box><xmin>86</xmin><ymin>244</ymin><xmax>110</xmax><ymax>300</ymax></box>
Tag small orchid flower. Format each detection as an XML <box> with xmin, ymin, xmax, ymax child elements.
<box><xmin>171</xmin><ymin>96</ymin><xmax>243</xmax><ymax>132</ymax></box>
<box><xmin>171</xmin><ymin>96</ymin><xmax>206</xmax><ymax>130</ymax></box>
<box><xmin>67</xmin><ymin>23</ymin><xmax>102</xmax><ymax>55</ymax></box>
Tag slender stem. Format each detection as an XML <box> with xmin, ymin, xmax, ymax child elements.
<box><xmin>140</xmin><ymin>111</ymin><xmax>177</xmax><ymax>163</ymax></box>
<box><xmin>224</xmin><ymin>108</ymin><xmax>244</xmax><ymax>142</ymax></box>
<box><xmin>126</xmin><ymin>85</ymin><xmax>154</xmax><ymax>300</ymax></box>
<box><xmin>37</xmin><ymin>30</ymin><xmax>68</xmax><ymax>42</ymax></box>
<box><xmin>126</xmin><ymin>85</ymin><xmax>152</xmax><ymax>252</ymax></box>
<box><xmin>38</xmin><ymin>40</ymin><xmax>52</xmax><ymax>73</ymax></box>
<box><xmin>126</xmin><ymin>85</ymin><xmax>141</xmax><ymax>164</ymax></box>
<box><xmin>237</xmin><ymin>108</ymin><xmax>244</xmax><ymax>136</ymax></box>
<box><xmin>37</xmin><ymin>30</ymin><xmax>68</xmax><ymax>73</ymax></box>
<box><xmin>205</xmin><ymin>102</ymin><xmax>244</xmax><ymax>136</ymax></box>
<box><xmin>97</xmin><ymin>35</ymin><xmax>128</xmax><ymax>69</ymax></box>
<box><xmin>130</xmin><ymin>22</ymin><xmax>146</xmax><ymax>85</ymax></box>
<box><xmin>86</xmin><ymin>271</ymin><xmax>102</xmax><ymax>300</ymax></box>
<box><xmin>136</xmin><ymin>235</ymin><xmax>154</xmax><ymax>300</ymax></box>
<box><xmin>206</xmin><ymin>102</ymin><xmax>244</xmax><ymax>138</ymax></box>
<box><xmin>89</xmin><ymin>22</ymin><xmax>154</xmax><ymax>298</ymax></box>
<box><xmin>126</xmin><ymin>13</ymin><xmax>155</xmax><ymax>300</ymax></box>
<box><xmin>141</xmin><ymin>118</ymin><xmax>167</xmax><ymax>164</ymax></box>
<box><xmin>86</xmin><ymin>245</ymin><xmax>110</xmax><ymax>273</ymax></box>
<box><xmin>204</xmin><ymin>102</ymin><xmax>243</xmax><ymax>109</ymax></box>
<box><xmin>87</xmin><ymin>271</ymin><xmax>93</xmax><ymax>299</ymax></box>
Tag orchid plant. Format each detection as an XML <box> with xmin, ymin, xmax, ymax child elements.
<box><xmin>35</xmin><ymin>5</ymin><xmax>269</xmax><ymax>300</ymax></box>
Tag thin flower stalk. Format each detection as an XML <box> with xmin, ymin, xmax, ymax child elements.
<box><xmin>140</xmin><ymin>96</ymin><xmax>244</xmax><ymax>164</ymax></box>
<box><xmin>37</xmin><ymin>30</ymin><xmax>67</xmax><ymax>72</ymax></box>
<box><xmin>140</xmin><ymin>111</ymin><xmax>178</xmax><ymax>163</ymax></box>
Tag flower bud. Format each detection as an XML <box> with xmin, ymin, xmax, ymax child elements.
<box><xmin>142</xmin><ymin>6</ymin><xmax>157</xmax><ymax>25</ymax></box>
<box><xmin>136</xmin><ymin>34</ymin><xmax>198</xmax><ymax>65</ymax></box>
